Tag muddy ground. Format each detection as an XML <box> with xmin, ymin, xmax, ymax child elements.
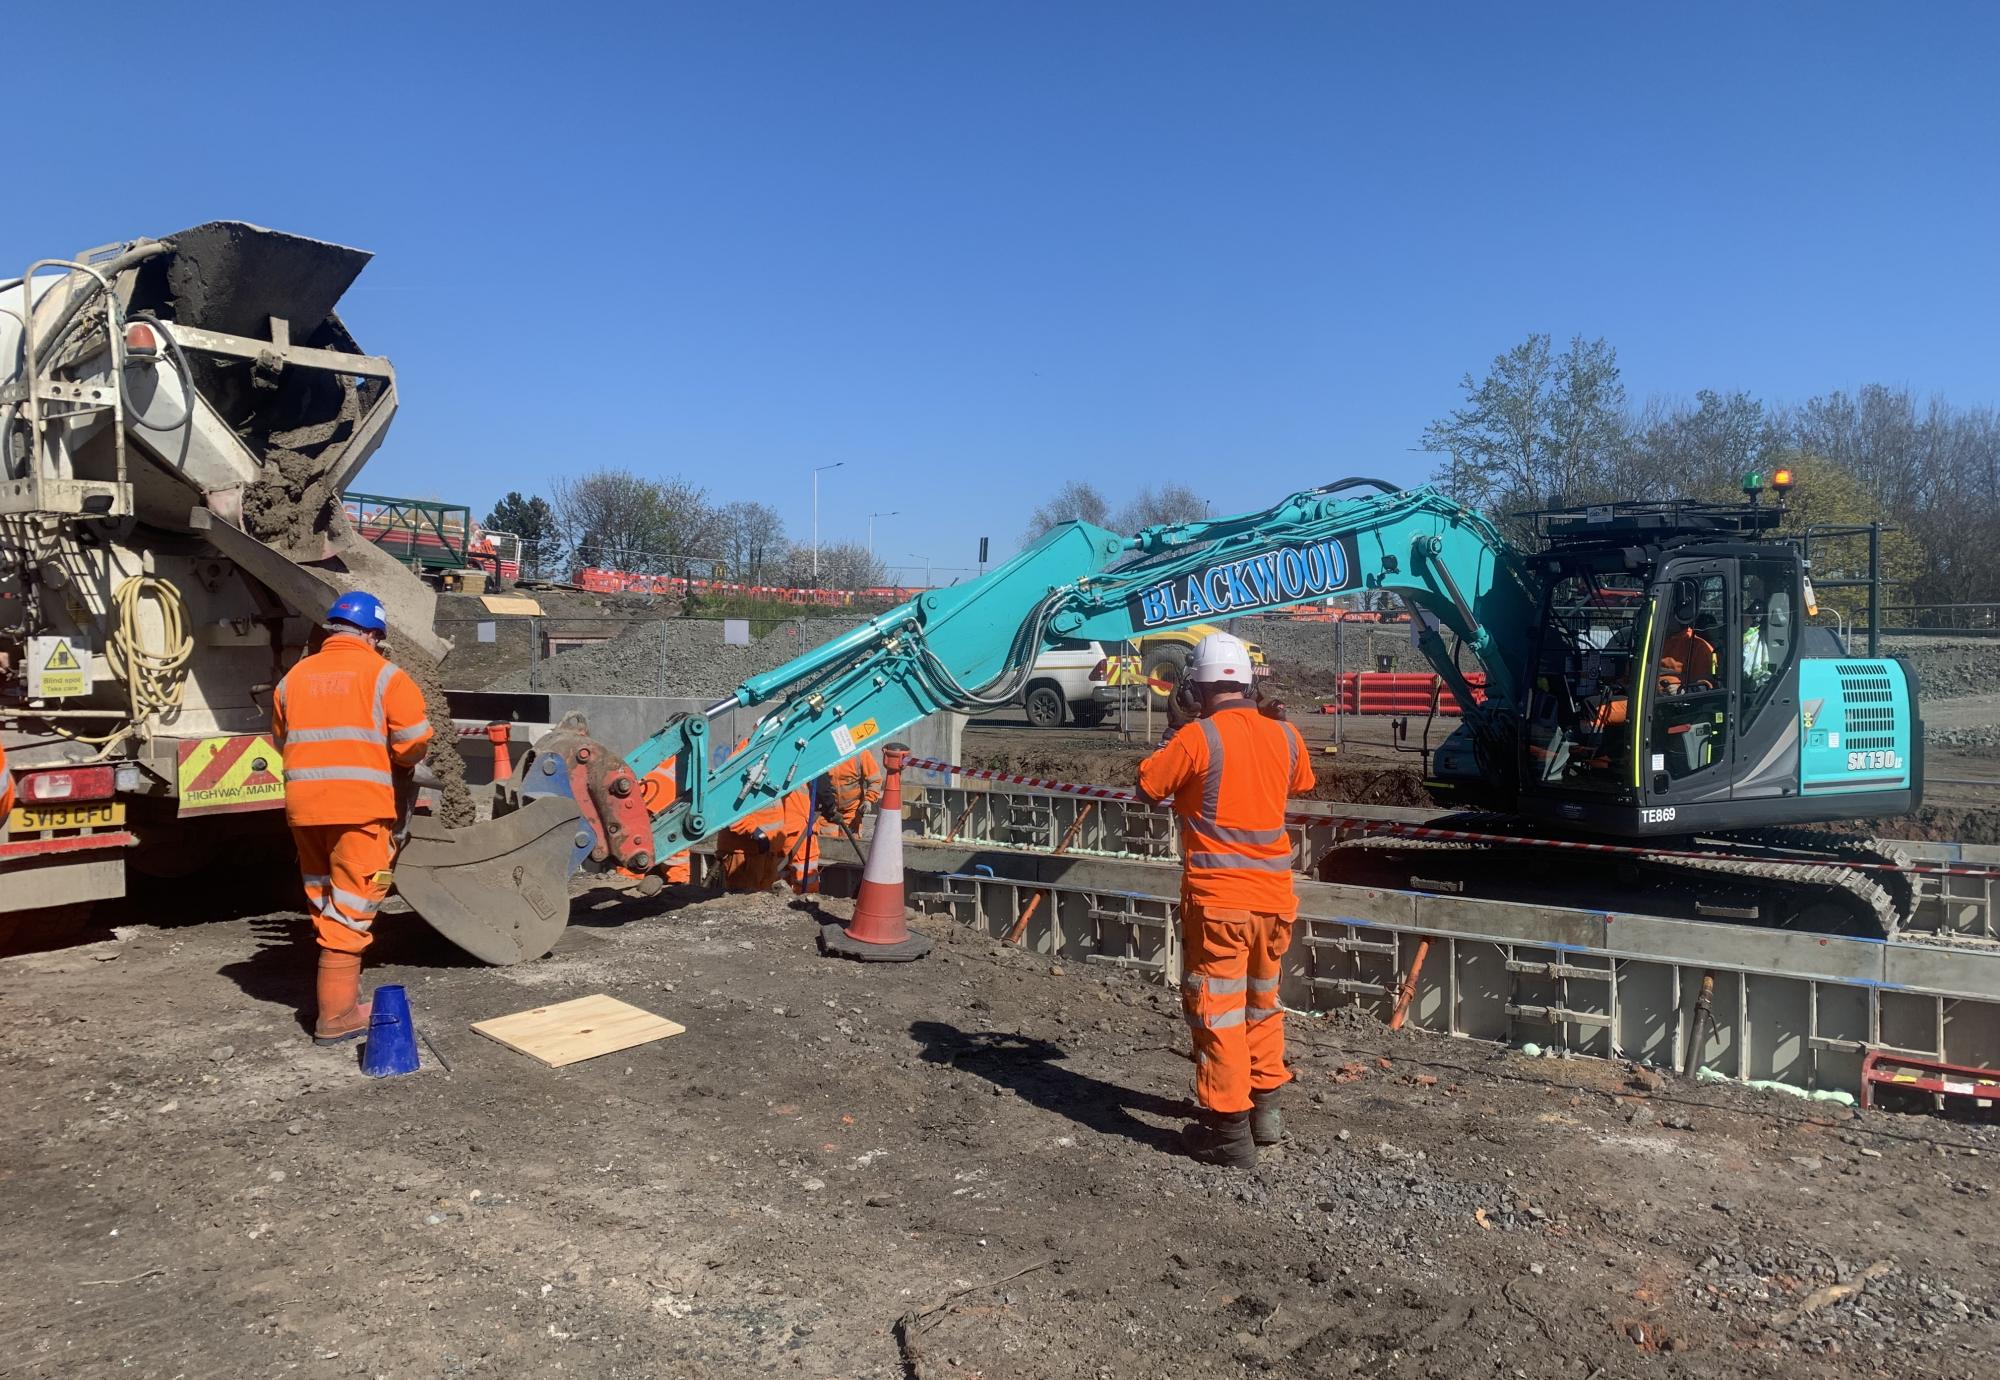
<box><xmin>2</xmin><ymin>882</ymin><xmax>1995</xmax><ymax>1380</ymax></box>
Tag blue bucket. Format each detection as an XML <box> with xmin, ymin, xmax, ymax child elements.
<box><xmin>361</xmin><ymin>984</ymin><xmax>421</xmax><ymax>1077</ymax></box>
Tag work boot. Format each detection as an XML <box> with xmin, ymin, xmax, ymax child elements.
<box><xmin>1180</xmin><ymin>1110</ymin><xmax>1256</xmax><ymax>1169</ymax></box>
<box><xmin>1250</xmin><ymin>1088</ymin><xmax>1285</xmax><ymax>1146</ymax></box>
<box><xmin>312</xmin><ymin>950</ymin><xmax>373</xmax><ymax>1046</ymax></box>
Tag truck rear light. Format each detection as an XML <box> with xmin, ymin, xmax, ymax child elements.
<box><xmin>20</xmin><ymin>766</ymin><xmax>116</xmax><ymax>804</ymax></box>
<box><xmin>124</xmin><ymin>322</ymin><xmax>160</xmax><ymax>358</ymax></box>
<box><xmin>1090</xmin><ymin>658</ymin><xmax>1109</xmax><ymax>683</ymax></box>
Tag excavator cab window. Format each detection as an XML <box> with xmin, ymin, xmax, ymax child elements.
<box><xmin>1647</xmin><ymin>569</ymin><xmax>1730</xmax><ymax>788</ymax></box>
<box><xmin>1523</xmin><ymin>564</ymin><xmax>1647</xmax><ymax>791</ymax></box>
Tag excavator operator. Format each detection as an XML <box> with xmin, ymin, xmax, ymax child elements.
<box><xmin>272</xmin><ymin>591</ymin><xmax>434</xmax><ymax>1045</ymax></box>
<box><xmin>1137</xmin><ymin>632</ymin><xmax>1314</xmax><ymax>1169</ymax></box>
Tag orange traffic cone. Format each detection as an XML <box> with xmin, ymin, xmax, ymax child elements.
<box><xmin>819</xmin><ymin>744</ymin><xmax>933</xmax><ymax>962</ymax></box>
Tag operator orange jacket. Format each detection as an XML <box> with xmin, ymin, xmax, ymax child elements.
<box><xmin>1138</xmin><ymin>705</ymin><xmax>1313</xmax><ymax>915</ymax></box>
<box><xmin>0</xmin><ymin>741</ymin><xmax>13</xmax><ymax>818</ymax></box>
<box><xmin>272</xmin><ymin>633</ymin><xmax>434</xmax><ymax>825</ymax></box>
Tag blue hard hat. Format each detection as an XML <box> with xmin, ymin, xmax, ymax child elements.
<box><xmin>327</xmin><ymin>590</ymin><xmax>388</xmax><ymax>633</ymax></box>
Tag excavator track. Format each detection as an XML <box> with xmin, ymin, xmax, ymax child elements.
<box><xmin>1323</xmin><ymin>815</ymin><xmax>1914</xmax><ymax>940</ymax></box>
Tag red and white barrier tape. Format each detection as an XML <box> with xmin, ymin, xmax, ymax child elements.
<box><xmin>900</xmin><ymin>755</ymin><xmax>2000</xmax><ymax>883</ymax></box>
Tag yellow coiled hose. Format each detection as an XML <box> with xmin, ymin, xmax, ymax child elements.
<box><xmin>108</xmin><ymin>576</ymin><xmax>193</xmax><ymax>723</ymax></box>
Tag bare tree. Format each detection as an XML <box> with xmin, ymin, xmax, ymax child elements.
<box><xmin>1422</xmin><ymin>334</ymin><xmax>1629</xmax><ymax>515</ymax></box>
<box><xmin>548</xmin><ymin>468</ymin><xmax>718</xmax><ymax>575</ymax></box>
<box><xmin>714</xmin><ymin>501</ymin><xmax>790</xmax><ymax>585</ymax></box>
<box><xmin>1114</xmin><ymin>483</ymin><xmax>1208</xmax><ymax>531</ymax></box>
<box><xmin>778</xmin><ymin>541</ymin><xmax>885</xmax><ymax>590</ymax></box>
<box><xmin>1022</xmin><ymin>481</ymin><xmax>1112</xmax><ymax>545</ymax></box>
<box><xmin>1629</xmin><ymin>390</ymin><xmax>1778</xmax><ymax>501</ymax></box>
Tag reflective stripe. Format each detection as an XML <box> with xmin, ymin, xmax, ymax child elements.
<box><xmin>1198</xmin><ymin>719</ymin><xmax>1223</xmax><ymax>824</ymax></box>
<box><xmin>1247</xmin><ymin>1005</ymin><xmax>1282</xmax><ymax>1023</ymax></box>
<box><xmin>1190</xmin><ymin>819</ymin><xmax>1287</xmax><ymax>846</ymax></box>
<box><xmin>1202</xmin><ymin>975</ymin><xmax>1248</xmax><ymax>996</ymax></box>
<box><xmin>1248</xmin><ymin>975</ymin><xmax>1280</xmax><ymax>993</ymax></box>
<box><xmin>1187</xmin><ymin>851</ymin><xmax>1295</xmax><ymax>872</ymax></box>
<box><xmin>283</xmin><ymin>726</ymin><xmax>383</xmax><ymax>745</ymax></box>
<box><xmin>274</xmin><ymin>682</ymin><xmax>287</xmax><ymax>717</ymax></box>
<box><xmin>302</xmin><ymin>872</ymin><xmax>332</xmax><ymax>887</ymax></box>
<box><xmin>285</xmin><ymin>766</ymin><xmax>395</xmax><ymax>787</ymax></box>
<box><xmin>1286</xmin><ymin>723</ymin><xmax>1299</xmax><ymax>783</ymax></box>
<box><xmin>1204</xmin><ymin>1007</ymin><xmax>1247</xmax><ymax>1030</ymax></box>
<box><xmin>330</xmin><ymin>885</ymin><xmax>382</xmax><ymax>917</ymax></box>
<box><xmin>371</xmin><ymin>663</ymin><xmax>397</xmax><ymax>736</ymax></box>
<box><xmin>390</xmin><ymin>722</ymin><xmax>431</xmax><ymax>744</ymax></box>
<box><xmin>322</xmin><ymin>909</ymin><xmax>373</xmax><ymax>934</ymax></box>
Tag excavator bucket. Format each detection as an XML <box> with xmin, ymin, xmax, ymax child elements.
<box><xmin>393</xmin><ymin>797</ymin><xmax>587</xmax><ymax>965</ymax></box>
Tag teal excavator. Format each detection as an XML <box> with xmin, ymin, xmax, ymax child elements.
<box><xmin>396</xmin><ymin>475</ymin><xmax>1922</xmax><ymax>961</ymax></box>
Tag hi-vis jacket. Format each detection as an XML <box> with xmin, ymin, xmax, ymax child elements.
<box><xmin>820</xmin><ymin>749</ymin><xmax>883</xmax><ymax>829</ymax></box>
<box><xmin>1138</xmin><ymin>705</ymin><xmax>1314</xmax><ymax>915</ymax></box>
<box><xmin>273</xmin><ymin>633</ymin><xmax>434</xmax><ymax>826</ymax></box>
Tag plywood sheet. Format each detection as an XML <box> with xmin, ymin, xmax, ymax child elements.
<box><xmin>479</xmin><ymin>594</ymin><xmax>543</xmax><ymax>616</ymax></box>
<box><xmin>470</xmin><ymin>994</ymin><xmax>684</xmax><ymax>1067</ymax></box>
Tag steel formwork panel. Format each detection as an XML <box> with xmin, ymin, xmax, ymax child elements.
<box><xmin>909</xmin><ymin>783</ymin><xmax>2000</xmax><ymax>940</ymax></box>
<box><xmin>841</xmin><ymin>831</ymin><xmax>2000</xmax><ymax>1100</ymax></box>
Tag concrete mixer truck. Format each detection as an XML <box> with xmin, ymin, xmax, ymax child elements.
<box><xmin>0</xmin><ymin>222</ymin><xmax>449</xmax><ymax>928</ymax></box>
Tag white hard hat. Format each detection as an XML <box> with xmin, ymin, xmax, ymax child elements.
<box><xmin>1187</xmin><ymin>632</ymin><xmax>1252</xmax><ymax>684</ymax></box>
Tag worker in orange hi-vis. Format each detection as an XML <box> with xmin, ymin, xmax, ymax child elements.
<box><xmin>1137</xmin><ymin>632</ymin><xmax>1313</xmax><ymax>1169</ymax></box>
<box><xmin>819</xmin><ymin>749</ymin><xmax>883</xmax><ymax>833</ymax></box>
<box><xmin>634</xmin><ymin>757</ymin><xmax>693</xmax><ymax>885</ymax></box>
<box><xmin>789</xmin><ymin>747</ymin><xmax>885</xmax><ymax>893</ymax></box>
<box><xmin>272</xmin><ymin>591</ymin><xmax>433</xmax><ymax>1045</ymax></box>
<box><xmin>0</xmin><ymin>740</ymin><xmax>14</xmax><ymax>817</ymax></box>
<box><xmin>713</xmin><ymin>736</ymin><xmax>810</xmax><ymax>892</ymax></box>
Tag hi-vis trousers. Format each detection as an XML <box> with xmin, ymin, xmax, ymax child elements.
<box><xmin>1179</xmin><ymin>901</ymin><xmax>1293</xmax><ymax>1113</ymax></box>
<box><xmin>292</xmin><ymin>821</ymin><xmax>395</xmax><ymax>954</ymax></box>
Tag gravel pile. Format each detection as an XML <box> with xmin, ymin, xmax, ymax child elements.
<box><xmin>1684</xmin><ymin>1236</ymin><xmax>1996</xmax><ymax>1358</ymax></box>
<box><xmin>1883</xmin><ymin>636</ymin><xmax>2000</xmax><ymax>698</ymax></box>
<box><xmin>484</xmin><ymin>616</ymin><xmax>870</xmax><ymax>696</ymax></box>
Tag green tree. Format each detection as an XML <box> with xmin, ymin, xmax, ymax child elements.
<box><xmin>483</xmin><ymin>491</ymin><xmax>558</xmax><ymax>579</ymax></box>
<box><xmin>1761</xmin><ymin>453</ymin><xmax>1926</xmax><ymax>627</ymax></box>
<box><xmin>1422</xmin><ymin>334</ymin><xmax>1629</xmax><ymax>517</ymax></box>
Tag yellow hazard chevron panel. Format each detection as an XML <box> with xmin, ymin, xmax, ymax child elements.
<box><xmin>177</xmin><ymin>735</ymin><xmax>287</xmax><ymax>816</ymax></box>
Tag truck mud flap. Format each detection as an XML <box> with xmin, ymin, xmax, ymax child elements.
<box><xmin>394</xmin><ymin>796</ymin><xmax>585</xmax><ymax>965</ymax></box>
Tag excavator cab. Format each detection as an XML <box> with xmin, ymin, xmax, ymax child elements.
<box><xmin>1510</xmin><ymin>498</ymin><xmax>1910</xmax><ymax>838</ymax></box>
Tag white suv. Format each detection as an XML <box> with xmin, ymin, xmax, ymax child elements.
<box><xmin>1022</xmin><ymin>640</ymin><xmax>1132</xmax><ymax>728</ymax></box>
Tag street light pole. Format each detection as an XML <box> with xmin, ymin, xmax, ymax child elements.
<box><xmin>908</xmin><ymin>552</ymin><xmax>931</xmax><ymax>588</ymax></box>
<box><xmin>867</xmin><ymin>510</ymin><xmax>900</xmax><ymax>559</ymax></box>
<box><xmin>811</xmin><ymin>462</ymin><xmax>844</xmax><ymax>583</ymax></box>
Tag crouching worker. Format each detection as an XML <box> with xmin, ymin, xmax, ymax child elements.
<box><xmin>273</xmin><ymin>592</ymin><xmax>433</xmax><ymax>1044</ymax></box>
<box><xmin>1136</xmin><ymin>632</ymin><xmax>1313</xmax><ymax>1167</ymax></box>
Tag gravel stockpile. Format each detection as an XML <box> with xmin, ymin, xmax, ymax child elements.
<box><xmin>1883</xmin><ymin>636</ymin><xmax>2000</xmax><ymax>699</ymax></box>
<box><xmin>483</xmin><ymin>615</ymin><xmax>870</xmax><ymax>696</ymax></box>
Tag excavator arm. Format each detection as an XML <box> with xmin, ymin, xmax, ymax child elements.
<box><xmin>395</xmin><ymin>479</ymin><xmax>1540</xmax><ymax>962</ymax></box>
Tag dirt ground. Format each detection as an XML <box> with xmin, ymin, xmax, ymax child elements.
<box><xmin>2</xmin><ymin>881</ymin><xmax>1996</xmax><ymax>1380</ymax></box>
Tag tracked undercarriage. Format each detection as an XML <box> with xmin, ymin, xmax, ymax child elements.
<box><xmin>1325</xmin><ymin>816</ymin><xmax>1919</xmax><ymax>939</ymax></box>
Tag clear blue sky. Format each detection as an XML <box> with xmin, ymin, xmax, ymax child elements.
<box><xmin>12</xmin><ymin>3</ymin><xmax>1996</xmax><ymax>584</ymax></box>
